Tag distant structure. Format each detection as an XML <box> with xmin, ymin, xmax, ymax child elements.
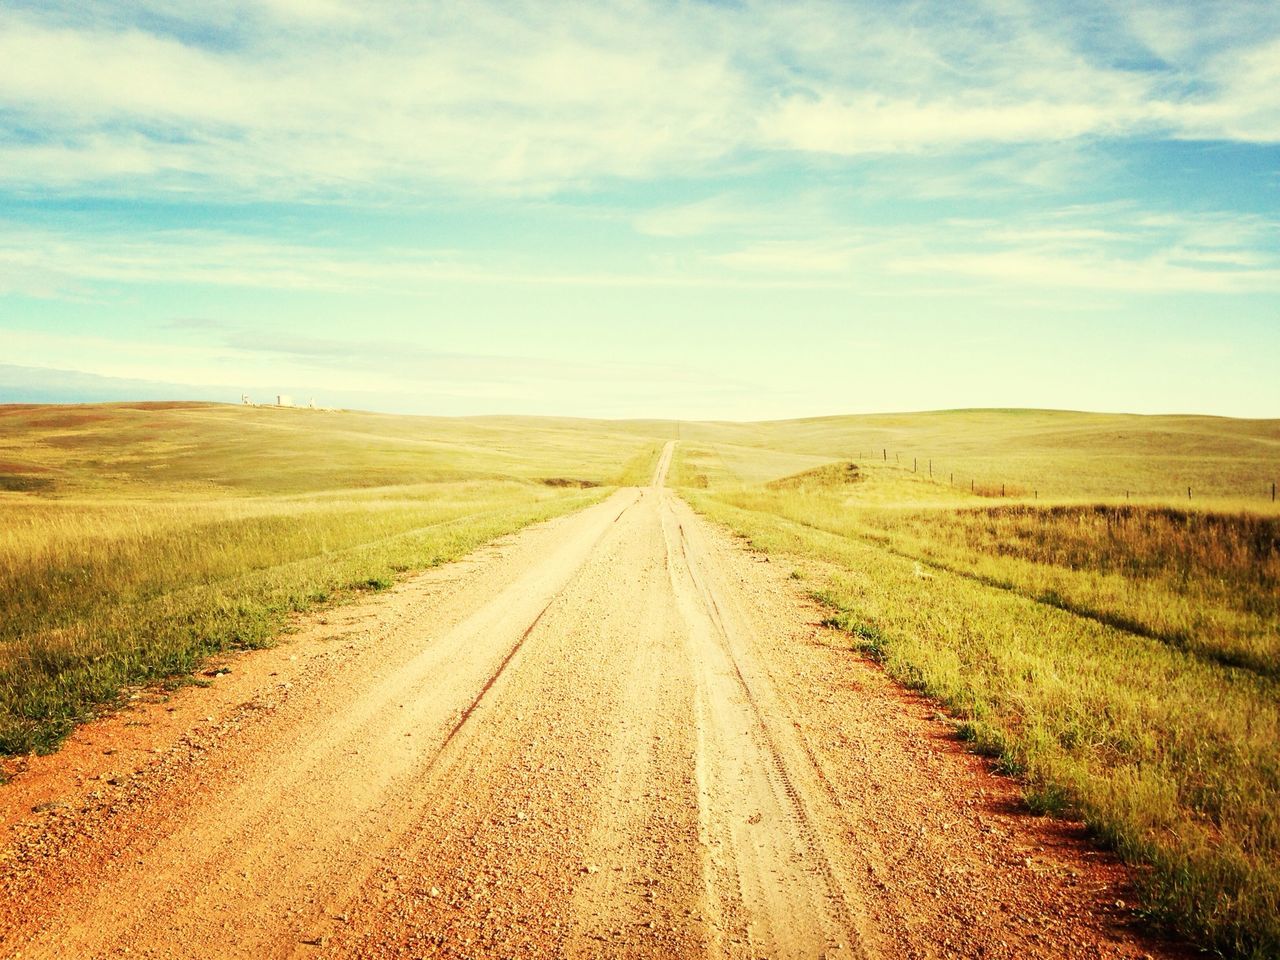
<box><xmin>239</xmin><ymin>392</ymin><xmax>321</xmax><ymax>409</ymax></box>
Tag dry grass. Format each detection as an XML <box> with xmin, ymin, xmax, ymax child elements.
<box><xmin>675</xmin><ymin>408</ymin><xmax>1280</xmax><ymax>504</ymax></box>
<box><xmin>854</xmin><ymin>503</ymin><xmax>1280</xmax><ymax>677</ymax></box>
<box><xmin>6</xmin><ymin>401</ymin><xmax>1279</xmax><ymax>952</ymax></box>
<box><xmin>0</xmin><ymin>402</ymin><xmax>665</xmax><ymax>754</ymax></box>
<box><xmin>676</xmin><ymin>420</ymin><xmax>1280</xmax><ymax>959</ymax></box>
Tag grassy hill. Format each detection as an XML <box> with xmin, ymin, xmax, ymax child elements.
<box><xmin>0</xmin><ymin>402</ymin><xmax>666</xmax><ymax>756</ymax></box>
<box><xmin>9</xmin><ymin>401</ymin><xmax>1266</xmax><ymax>503</ymax></box>
<box><xmin>4</xmin><ymin>400</ymin><xmax>1279</xmax><ymax>954</ymax></box>
<box><xmin>674</xmin><ymin>412</ymin><xmax>1280</xmax><ymax>958</ymax></box>
<box><xmin>0</xmin><ymin>401</ymin><xmax>669</xmax><ymax>497</ymax></box>
<box><xmin>678</xmin><ymin>409</ymin><xmax>1280</xmax><ymax>503</ymax></box>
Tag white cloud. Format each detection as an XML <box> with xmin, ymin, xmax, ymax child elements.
<box><xmin>5</xmin><ymin>196</ymin><xmax>1278</xmax><ymax>302</ymax></box>
<box><xmin>633</xmin><ymin>197</ymin><xmax>756</xmax><ymax>238</ymax></box>
<box><xmin>758</xmin><ymin>94</ymin><xmax>1139</xmax><ymax>154</ymax></box>
<box><xmin>887</xmin><ymin>207</ymin><xmax>1280</xmax><ymax>294</ymax></box>
<box><xmin>895</xmin><ymin>249</ymin><xmax>1280</xmax><ymax>294</ymax></box>
<box><xmin>712</xmin><ymin>240</ymin><xmax>861</xmax><ymax>275</ymax></box>
<box><xmin>0</xmin><ymin>1</ymin><xmax>1277</xmax><ymax>198</ymax></box>
<box><xmin>0</xmin><ymin>223</ymin><xmax>873</xmax><ymax>299</ymax></box>
<box><xmin>756</xmin><ymin>12</ymin><xmax>1280</xmax><ymax>156</ymax></box>
<box><xmin>0</xmin><ymin>3</ymin><xmax>748</xmax><ymax>195</ymax></box>
<box><xmin>1</xmin><ymin>323</ymin><xmax>765</xmax><ymax>417</ymax></box>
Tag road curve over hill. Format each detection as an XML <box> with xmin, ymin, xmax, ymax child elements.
<box><xmin>0</xmin><ymin>442</ymin><xmax>1187</xmax><ymax>959</ymax></box>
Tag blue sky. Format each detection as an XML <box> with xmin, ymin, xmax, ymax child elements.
<box><xmin>1</xmin><ymin>0</ymin><xmax>1278</xmax><ymax>419</ymax></box>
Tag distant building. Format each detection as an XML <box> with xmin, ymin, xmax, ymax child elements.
<box><xmin>277</xmin><ymin>395</ymin><xmax>294</xmax><ymax>407</ymax></box>
<box><xmin>241</xmin><ymin>393</ymin><xmax>251</xmax><ymax>405</ymax></box>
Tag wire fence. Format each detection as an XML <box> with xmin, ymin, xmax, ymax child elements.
<box><xmin>855</xmin><ymin>448</ymin><xmax>1279</xmax><ymax>505</ymax></box>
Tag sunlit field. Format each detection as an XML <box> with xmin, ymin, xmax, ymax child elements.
<box><xmin>0</xmin><ymin>402</ymin><xmax>663</xmax><ymax>755</ymax></box>
<box><xmin>5</xmin><ymin>401</ymin><xmax>1280</xmax><ymax>954</ymax></box>
<box><xmin>675</xmin><ymin>414</ymin><xmax>1280</xmax><ymax>958</ymax></box>
<box><xmin>676</xmin><ymin>409</ymin><xmax>1280</xmax><ymax>503</ymax></box>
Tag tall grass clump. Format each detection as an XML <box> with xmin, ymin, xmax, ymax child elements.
<box><xmin>855</xmin><ymin>504</ymin><xmax>1280</xmax><ymax>679</ymax></box>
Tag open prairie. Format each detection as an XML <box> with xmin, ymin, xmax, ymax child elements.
<box><xmin>675</xmin><ymin>409</ymin><xmax>1280</xmax><ymax>504</ymax></box>
<box><xmin>0</xmin><ymin>402</ymin><xmax>663</xmax><ymax>754</ymax></box>
<box><xmin>677</xmin><ymin>411</ymin><xmax>1280</xmax><ymax>958</ymax></box>
<box><xmin>7</xmin><ymin>0</ymin><xmax>1279</xmax><ymax>955</ymax></box>
<box><xmin>1</xmin><ymin>403</ymin><xmax>1277</xmax><ymax>959</ymax></box>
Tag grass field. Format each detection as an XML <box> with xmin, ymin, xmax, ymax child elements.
<box><xmin>5</xmin><ymin>402</ymin><xmax>1279</xmax><ymax>954</ymax></box>
<box><xmin>676</xmin><ymin>408</ymin><xmax>1280</xmax><ymax>503</ymax></box>
<box><xmin>0</xmin><ymin>402</ymin><xmax>665</xmax><ymax>755</ymax></box>
<box><xmin>675</xmin><ymin>412</ymin><xmax>1280</xmax><ymax>959</ymax></box>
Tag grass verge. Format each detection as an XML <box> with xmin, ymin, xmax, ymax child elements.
<box><xmin>1</xmin><ymin>403</ymin><xmax>664</xmax><ymax>754</ymax></box>
<box><xmin>680</xmin><ymin>452</ymin><xmax>1280</xmax><ymax>958</ymax></box>
<box><xmin>0</xmin><ymin>486</ymin><xmax>605</xmax><ymax>754</ymax></box>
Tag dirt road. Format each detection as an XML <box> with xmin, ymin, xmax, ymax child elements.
<box><xmin>0</xmin><ymin>442</ymin><xmax>1185</xmax><ymax>958</ymax></box>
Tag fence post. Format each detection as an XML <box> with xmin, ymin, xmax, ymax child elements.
<box><xmin>883</xmin><ymin>448</ymin><xmax>887</xmax><ymax>461</ymax></box>
<box><xmin>1188</xmin><ymin>486</ymin><xmax>1192</xmax><ymax>500</ymax></box>
<box><xmin>1001</xmin><ymin>483</ymin><xmax>1006</xmax><ymax>497</ymax></box>
<box><xmin>1273</xmin><ymin>481</ymin><xmax>1276</xmax><ymax>502</ymax></box>
<box><xmin>970</xmin><ymin>479</ymin><xmax>974</xmax><ymax>492</ymax></box>
<box><xmin>913</xmin><ymin>457</ymin><xmax>917</xmax><ymax>473</ymax></box>
<box><xmin>950</xmin><ymin>472</ymin><xmax>953</xmax><ymax>485</ymax></box>
<box><xmin>929</xmin><ymin>459</ymin><xmax>932</xmax><ymax>477</ymax></box>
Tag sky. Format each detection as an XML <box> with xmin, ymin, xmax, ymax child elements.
<box><xmin>1</xmin><ymin>0</ymin><xmax>1278</xmax><ymax>420</ymax></box>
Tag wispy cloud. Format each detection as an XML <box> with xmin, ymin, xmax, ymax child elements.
<box><xmin>633</xmin><ymin>197</ymin><xmax>759</xmax><ymax>239</ymax></box>
<box><xmin>0</xmin><ymin>226</ymin><xmax>469</xmax><ymax>297</ymax></box>
<box><xmin>2</xmin><ymin>1</ymin><xmax>1278</xmax><ymax>419</ymax></box>
<box><xmin>897</xmin><ymin>249</ymin><xmax>1280</xmax><ymax>294</ymax></box>
<box><xmin>1</xmin><ymin>324</ymin><xmax>767</xmax><ymax>417</ymax></box>
<box><xmin>5</xmin><ymin>198</ymin><xmax>1279</xmax><ymax>302</ymax></box>
<box><xmin>1</xmin><ymin>1</ymin><xmax>1277</xmax><ymax>198</ymax></box>
<box><xmin>0</xmin><ymin>2</ymin><xmax>746</xmax><ymax>196</ymax></box>
<box><xmin>0</xmin><ymin>224</ymin><xmax>876</xmax><ymax>298</ymax></box>
<box><xmin>888</xmin><ymin>208</ymin><xmax>1280</xmax><ymax>294</ymax></box>
<box><xmin>711</xmin><ymin>240</ymin><xmax>864</xmax><ymax>275</ymax></box>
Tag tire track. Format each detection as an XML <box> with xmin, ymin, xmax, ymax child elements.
<box><xmin>661</xmin><ymin>490</ymin><xmax>881</xmax><ymax>959</ymax></box>
<box><xmin>0</xmin><ymin>439</ymin><xmax>1195</xmax><ymax>960</ymax></box>
<box><xmin>0</xmin><ymin>490</ymin><xmax>645</xmax><ymax>960</ymax></box>
<box><xmin>432</xmin><ymin>491</ymin><xmax>641</xmax><ymax>762</ymax></box>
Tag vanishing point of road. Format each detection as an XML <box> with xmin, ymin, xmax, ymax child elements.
<box><xmin>0</xmin><ymin>443</ymin><xmax>1186</xmax><ymax>959</ymax></box>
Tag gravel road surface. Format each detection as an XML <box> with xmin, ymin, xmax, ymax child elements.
<box><xmin>0</xmin><ymin>443</ymin><xmax>1187</xmax><ymax>958</ymax></box>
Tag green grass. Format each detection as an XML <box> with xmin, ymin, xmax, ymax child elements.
<box><xmin>0</xmin><ymin>402</ymin><xmax>667</xmax><ymax>754</ymax></box>
<box><xmin>675</xmin><ymin>419</ymin><xmax>1280</xmax><ymax>959</ymax></box>
<box><xmin>6</xmin><ymin>401</ymin><xmax>1280</xmax><ymax>952</ymax></box>
<box><xmin>675</xmin><ymin>408</ymin><xmax>1280</xmax><ymax>504</ymax></box>
<box><xmin>853</xmin><ymin>503</ymin><xmax>1280</xmax><ymax>678</ymax></box>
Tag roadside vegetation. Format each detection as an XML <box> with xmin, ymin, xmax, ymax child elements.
<box><xmin>0</xmin><ymin>402</ymin><xmax>665</xmax><ymax>755</ymax></box>
<box><xmin>6</xmin><ymin>401</ymin><xmax>1280</xmax><ymax>953</ymax></box>
<box><xmin>676</xmin><ymin>431</ymin><xmax>1280</xmax><ymax>959</ymax></box>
